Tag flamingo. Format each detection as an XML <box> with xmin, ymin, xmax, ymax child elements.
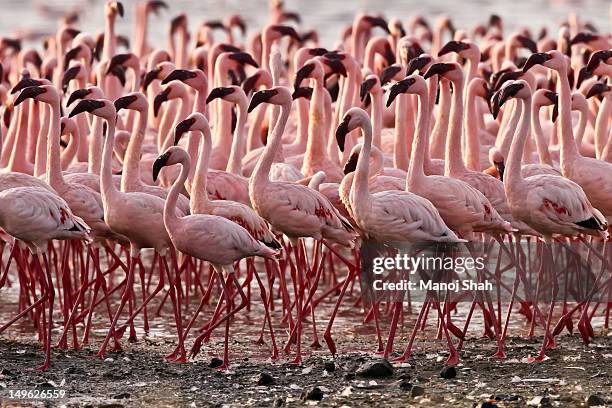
<box><xmin>493</xmin><ymin>79</ymin><xmax>607</xmax><ymax>361</ymax></box>
<box><xmin>248</xmin><ymin>86</ymin><xmax>356</xmax><ymax>364</ymax></box>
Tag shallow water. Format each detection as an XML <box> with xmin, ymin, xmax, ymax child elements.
<box><xmin>0</xmin><ymin>0</ymin><xmax>610</xmax><ymax>50</ymax></box>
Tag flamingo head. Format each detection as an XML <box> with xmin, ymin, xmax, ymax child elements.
<box><xmin>114</xmin><ymin>92</ymin><xmax>147</xmax><ymax>112</ymax></box>
<box><xmin>522</xmin><ymin>50</ymin><xmax>565</xmax><ymax>72</ymax></box>
<box><xmin>174</xmin><ymin>112</ymin><xmax>209</xmax><ymax>145</ymax></box>
<box><xmin>206</xmin><ymin>85</ymin><xmax>244</xmax><ymax>105</ymax></box>
<box><xmin>162</xmin><ymin>69</ymin><xmax>207</xmax><ymax>90</ymax></box>
<box><xmin>423</xmin><ymin>62</ymin><xmax>462</xmax><ymax>82</ymax></box>
<box><xmin>335</xmin><ymin>107</ymin><xmax>369</xmax><ymax>152</ymax></box>
<box><xmin>69</xmin><ymin>98</ymin><xmax>114</xmax><ymax>120</ymax></box>
<box><xmin>153</xmin><ymin>147</ymin><xmax>190</xmax><ymax>182</ymax></box>
<box><xmin>386</xmin><ymin>75</ymin><xmax>426</xmax><ymax>107</ymax></box>
<box><xmin>14</xmin><ymin>85</ymin><xmax>59</xmax><ymax>106</ymax></box>
<box><xmin>247</xmin><ymin>86</ymin><xmax>291</xmax><ymax>112</ymax></box>
<box><xmin>406</xmin><ymin>54</ymin><xmax>433</xmax><ymax>76</ymax></box>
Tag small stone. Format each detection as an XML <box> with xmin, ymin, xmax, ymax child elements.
<box><xmin>37</xmin><ymin>381</ymin><xmax>56</xmax><ymax>389</ymax></box>
<box><xmin>273</xmin><ymin>397</ymin><xmax>285</xmax><ymax>407</ymax></box>
<box><xmin>480</xmin><ymin>401</ymin><xmax>498</xmax><ymax>408</ymax></box>
<box><xmin>344</xmin><ymin>372</ymin><xmax>355</xmax><ymax>381</ymax></box>
<box><xmin>494</xmin><ymin>394</ymin><xmax>519</xmax><ymax>402</ymax></box>
<box><xmin>324</xmin><ymin>361</ymin><xmax>335</xmax><ymax>372</ymax></box>
<box><xmin>355</xmin><ymin>359</ymin><xmax>394</xmax><ymax>378</ymax></box>
<box><xmin>410</xmin><ymin>385</ymin><xmax>425</xmax><ymax>398</ymax></box>
<box><xmin>586</xmin><ymin>394</ymin><xmax>606</xmax><ymax>406</ymax></box>
<box><xmin>98</xmin><ymin>404</ymin><xmax>124</xmax><ymax>408</ymax></box>
<box><xmin>112</xmin><ymin>393</ymin><xmax>130</xmax><ymax>400</ymax></box>
<box><xmin>399</xmin><ymin>380</ymin><xmax>412</xmax><ymax>391</ymax></box>
<box><xmin>302</xmin><ymin>387</ymin><xmax>324</xmax><ymax>401</ymax></box>
<box><xmin>209</xmin><ymin>357</ymin><xmax>223</xmax><ymax>368</ymax></box>
<box><xmin>65</xmin><ymin>366</ymin><xmax>86</xmax><ymax>376</ymax></box>
<box><xmin>257</xmin><ymin>372</ymin><xmax>274</xmax><ymax>386</ymax></box>
<box><xmin>0</xmin><ymin>368</ymin><xmax>14</xmax><ymax>377</ymax></box>
<box><xmin>440</xmin><ymin>366</ymin><xmax>457</xmax><ymax>379</ymax></box>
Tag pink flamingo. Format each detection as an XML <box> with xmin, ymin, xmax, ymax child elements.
<box><xmin>248</xmin><ymin>86</ymin><xmax>356</xmax><ymax>364</ymax></box>
<box><xmin>152</xmin><ymin>145</ymin><xmax>278</xmax><ymax>370</ymax></box>
<box><xmin>493</xmin><ymin>79</ymin><xmax>608</xmax><ymax>361</ymax></box>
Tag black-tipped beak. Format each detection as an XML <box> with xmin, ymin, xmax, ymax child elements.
<box><xmin>153</xmin><ymin>88</ymin><xmax>170</xmax><ymax>117</ymax></box>
<box><xmin>206</xmin><ymin>87</ymin><xmax>235</xmax><ymax>104</ymax></box>
<box><xmin>114</xmin><ymin>94</ymin><xmax>138</xmax><ymax>112</ymax></box>
<box><xmin>494</xmin><ymin>161</ymin><xmax>505</xmax><ymax>182</ymax></box>
<box><xmin>64</xmin><ymin>46</ymin><xmax>82</xmax><ymax>69</ymax></box>
<box><xmin>272</xmin><ymin>25</ymin><xmax>301</xmax><ymax>42</ymax></box>
<box><xmin>438</xmin><ymin>40</ymin><xmax>469</xmax><ymax>56</ymax></box>
<box><xmin>383</xmin><ymin>43</ymin><xmax>396</xmax><ymax>65</ymax></box>
<box><xmin>423</xmin><ymin>63</ymin><xmax>454</xmax><ymax>79</ymax></box>
<box><xmin>69</xmin><ymin>99</ymin><xmax>104</xmax><ymax>117</ymax></box>
<box><xmin>379</xmin><ymin>64</ymin><xmax>402</xmax><ymax>85</ymax></box>
<box><xmin>248</xmin><ymin>89</ymin><xmax>275</xmax><ymax>113</ymax></box>
<box><xmin>108</xmin><ymin>64</ymin><xmax>127</xmax><ymax>87</ymax></box>
<box><xmin>107</xmin><ymin>53</ymin><xmax>131</xmax><ymax>74</ymax></box>
<box><xmin>576</xmin><ymin>67</ymin><xmax>592</xmax><ymax>89</ymax></box>
<box><xmin>280</xmin><ymin>11</ymin><xmax>301</xmax><ymax>24</ymax></box>
<box><xmin>551</xmin><ymin>100</ymin><xmax>559</xmax><ymax>123</ymax></box>
<box><xmin>228</xmin><ymin>52</ymin><xmax>259</xmax><ymax>68</ymax></box>
<box><xmin>116</xmin><ymin>1</ymin><xmax>124</xmax><ymax>17</ymax></box>
<box><xmin>569</xmin><ymin>32</ymin><xmax>596</xmax><ymax>46</ymax></box>
<box><xmin>242</xmin><ymin>72</ymin><xmax>261</xmax><ymax>95</ymax></box>
<box><xmin>343</xmin><ymin>153</ymin><xmax>359</xmax><ymax>175</ymax></box>
<box><xmin>10</xmin><ymin>77</ymin><xmax>42</xmax><ymax>95</ymax></box>
<box><xmin>152</xmin><ymin>151</ymin><xmax>170</xmax><ymax>182</ymax></box>
<box><xmin>142</xmin><ymin>68</ymin><xmax>161</xmax><ymax>90</ymax></box>
<box><xmin>335</xmin><ymin>114</ymin><xmax>351</xmax><ymax>152</ymax></box>
<box><xmin>161</xmin><ymin>69</ymin><xmax>194</xmax><ymax>85</ymax></box>
<box><xmin>294</xmin><ymin>63</ymin><xmax>315</xmax><ymax>89</ymax></box>
<box><xmin>67</xmin><ymin>88</ymin><xmax>91</xmax><ymax>106</ymax></box>
<box><xmin>148</xmin><ymin>0</ymin><xmax>169</xmax><ymax>14</ymax></box>
<box><xmin>322</xmin><ymin>58</ymin><xmax>347</xmax><ymax>77</ymax></box>
<box><xmin>586</xmin><ymin>82</ymin><xmax>610</xmax><ymax>99</ymax></box>
<box><xmin>406</xmin><ymin>56</ymin><xmax>431</xmax><ymax>76</ymax></box>
<box><xmin>174</xmin><ymin>117</ymin><xmax>196</xmax><ymax>145</ymax></box>
<box><xmin>292</xmin><ymin>86</ymin><xmax>313</xmax><ymax>100</ymax></box>
<box><xmin>363</xmin><ymin>16</ymin><xmax>390</xmax><ymax>34</ymax></box>
<box><xmin>62</xmin><ymin>66</ymin><xmax>80</xmax><ymax>92</ymax></box>
<box><xmin>360</xmin><ymin>78</ymin><xmax>376</xmax><ymax>101</ymax></box>
<box><xmin>14</xmin><ymin>86</ymin><xmax>45</xmax><ymax>106</ymax></box>
<box><xmin>516</xmin><ymin>35</ymin><xmax>538</xmax><ymax>53</ymax></box>
<box><xmin>522</xmin><ymin>52</ymin><xmax>552</xmax><ymax>72</ymax></box>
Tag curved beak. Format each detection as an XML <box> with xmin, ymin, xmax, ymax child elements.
<box><xmin>292</xmin><ymin>86</ymin><xmax>313</xmax><ymax>100</ymax></box>
<box><xmin>438</xmin><ymin>40</ymin><xmax>468</xmax><ymax>56</ymax></box>
<box><xmin>142</xmin><ymin>68</ymin><xmax>161</xmax><ymax>90</ymax></box>
<box><xmin>423</xmin><ymin>63</ymin><xmax>454</xmax><ymax>80</ymax></box>
<box><xmin>406</xmin><ymin>56</ymin><xmax>431</xmax><ymax>75</ymax></box>
<box><xmin>242</xmin><ymin>72</ymin><xmax>261</xmax><ymax>95</ymax></box>
<box><xmin>360</xmin><ymin>78</ymin><xmax>377</xmax><ymax>101</ymax></box>
<box><xmin>272</xmin><ymin>25</ymin><xmax>301</xmax><ymax>42</ymax></box>
<box><xmin>174</xmin><ymin>117</ymin><xmax>196</xmax><ymax>145</ymax></box>
<box><xmin>114</xmin><ymin>94</ymin><xmax>138</xmax><ymax>112</ymax></box>
<box><xmin>363</xmin><ymin>16</ymin><xmax>390</xmax><ymax>34</ymax></box>
<box><xmin>494</xmin><ymin>161</ymin><xmax>505</xmax><ymax>182</ymax></box>
<box><xmin>152</xmin><ymin>151</ymin><xmax>170</xmax><ymax>183</ymax></box>
<box><xmin>586</xmin><ymin>82</ymin><xmax>610</xmax><ymax>99</ymax></box>
<box><xmin>516</xmin><ymin>35</ymin><xmax>538</xmax><ymax>53</ymax></box>
<box><xmin>107</xmin><ymin>53</ymin><xmax>131</xmax><ymax>74</ymax></box>
<box><xmin>551</xmin><ymin>100</ymin><xmax>559</xmax><ymax>123</ymax></box>
<box><xmin>248</xmin><ymin>90</ymin><xmax>274</xmax><ymax>113</ymax></box>
<box><xmin>229</xmin><ymin>52</ymin><xmax>259</xmax><ymax>68</ymax></box>
<box><xmin>206</xmin><ymin>87</ymin><xmax>234</xmax><ymax>104</ymax></box>
<box><xmin>68</xmin><ymin>99</ymin><xmax>104</xmax><ymax>118</ymax></box>
<box><xmin>343</xmin><ymin>153</ymin><xmax>359</xmax><ymax>175</ymax></box>
<box><xmin>522</xmin><ymin>52</ymin><xmax>552</xmax><ymax>72</ymax></box>
<box><xmin>10</xmin><ymin>77</ymin><xmax>42</xmax><ymax>95</ymax></box>
<box><xmin>294</xmin><ymin>63</ymin><xmax>315</xmax><ymax>89</ymax></box>
<box><xmin>576</xmin><ymin>67</ymin><xmax>592</xmax><ymax>89</ymax></box>
<box><xmin>67</xmin><ymin>88</ymin><xmax>91</xmax><ymax>106</ymax></box>
<box><xmin>379</xmin><ymin>64</ymin><xmax>401</xmax><ymax>85</ymax></box>
<box><xmin>335</xmin><ymin>114</ymin><xmax>351</xmax><ymax>152</ymax></box>
<box><xmin>62</xmin><ymin>66</ymin><xmax>80</xmax><ymax>92</ymax></box>
<box><xmin>14</xmin><ymin>86</ymin><xmax>45</xmax><ymax>106</ymax></box>
<box><xmin>161</xmin><ymin>69</ymin><xmax>193</xmax><ymax>85</ymax></box>
<box><xmin>153</xmin><ymin>88</ymin><xmax>171</xmax><ymax>117</ymax></box>
<box><xmin>569</xmin><ymin>32</ymin><xmax>596</xmax><ymax>46</ymax></box>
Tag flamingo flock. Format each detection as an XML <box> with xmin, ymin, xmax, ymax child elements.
<box><xmin>0</xmin><ymin>0</ymin><xmax>610</xmax><ymax>372</ymax></box>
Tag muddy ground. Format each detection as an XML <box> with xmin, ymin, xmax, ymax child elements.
<box><xmin>0</xmin><ymin>312</ymin><xmax>610</xmax><ymax>407</ymax></box>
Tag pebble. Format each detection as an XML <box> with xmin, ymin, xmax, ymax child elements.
<box><xmin>355</xmin><ymin>359</ymin><xmax>394</xmax><ymax>378</ymax></box>
<box><xmin>273</xmin><ymin>397</ymin><xmax>285</xmax><ymax>407</ymax></box>
<box><xmin>324</xmin><ymin>361</ymin><xmax>335</xmax><ymax>372</ymax></box>
<box><xmin>112</xmin><ymin>392</ymin><xmax>131</xmax><ymax>399</ymax></box>
<box><xmin>209</xmin><ymin>357</ymin><xmax>224</xmax><ymax>368</ymax></box>
<box><xmin>410</xmin><ymin>385</ymin><xmax>425</xmax><ymax>398</ymax></box>
<box><xmin>480</xmin><ymin>401</ymin><xmax>498</xmax><ymax>408</ymax></box>
<box><xmin>493</xmin><ymin>394</ymin><xmax>520</xmax><ymax>402</ymax></box>
<box><xmin>65</xmin><ymin>366</ymin><xmax>87</xmax><ymax>376</ymax></box>
<box><xmin>440</xmin><ymin>366</ymin><xmax>457</xmax><ymax>379</ymax></box>
<box><xmin>586</xmin><ymin>394</ymin><xmax>606</xmax><ymax>406</ymax></box>
<box><xmin>256</xmin><ymin>372</ymin><xmax>274</xmax><ymax>386</ymax></box>
<box><xmin>399</xmin><ymin>380</ymin><xmax>412</xmax><ymax>391</ymax></box>
<box><xmin>302</xmin><ymin>387</ymin><xmax>324</xmax><ymax>401</ymax></box>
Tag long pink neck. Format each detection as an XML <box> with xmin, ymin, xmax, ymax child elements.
<box><xmin>34</xmin><ymin>103</ymin><xmax>49</xmax><ymax>177</ymax></box>
<box><xmin>504</xmin><ymin>98</ymin><xmax>529</xmax><ymax>194</ymax></box>
<box><xmin>164</xmin><ymin>153</ymin><xmax>189</xmax><ymax>231</ymax></box>
<box><xmin>226</xmin><ymin>97</ymin><xmax>248</xmax><ymax>175</ymax></box>
<box><xmin>61</xmin><ymin>127</ymin><xmax>79</xmax><ymax>170</ymax></box>
<box><xmin>302</xmin><ymin>77</ymin><xmax>327</xmax><ymax>171</ymax></box>
<box><xmin>46</xmin><ymin>99</ymin><xmax>65</xmax><ymax>189</ymax></box>
<box><xmin>8</xmin><ymin>102</ymin><xmax>32</xmax><ymax>174</ymax></box>
<box><xmin>407</xmin><ymin>89</ymin><xmax>430</xmax><ymax>191</ymax></box>
<box><xmin>497</xmin><ymin>100</ymin><xmax>520</xmax><ymax>158</ymax></box>
<box><xmin>594</xmin><ymin>92</ymin><xmax>612</xmax><ymax>159</ymax></box>
<box><xmin>464</xmin><ymin>82</ymin><xmax>482</xmax><ymax>171</ymax></box>
<box><xmin>393</xmin><ymin>94</ymin><xmax>414</xmax><ymax>171</ymax></box>
<box><xmin>101</xmin><ymin>113</ymin><xmax>120</xmax><ymax>204</ymax></box>
<box><xmin>191</xmin><ymin>126</ymin><xmax>213</xmax><ymax>214</ymax></box>
<box><xmin>429</xmin><ymin>79</ymin><xmax>451</xmax><ymax>159</ymax></box>
<box><xmin>27</xmin><ymin>100</ymin><xmax>40</xmax><ymax>164</ymax></box>
<box><xmin>122</xmin><ymin>105</ymin><xmax>148</xmax><ymax>191</ymax></box>
<box><xmin>251</xmin><ymin>100</ymin><xmax>290</xmax><ymax>190</ymax></box>
<box><xmin>445</xmin><ymin>76</ymin><xmax>467</xmax><ymax>176</ymax></box>
<box><xmin>555</xmin><ymin>66</ymin><xmax>580</xmax><ymax>173</ymax></box>
<box><xmin>352</xmin><ymin>116</ymin><xmax>373</xmax><ymax>208</ymax></box>
<box><xmin>371</xmin><ymin>89</ymin><xmax>382</xmax><ymax>148</ymax></box>
<box><xmin>531</xmin><ymin>103</ymin><xmax>553</xmax><ymax>166</ymax></box>
<box><xmin>89</xmin><ymin>115</ymin><xmax>104</xmax><ymax>175</ymax></box>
